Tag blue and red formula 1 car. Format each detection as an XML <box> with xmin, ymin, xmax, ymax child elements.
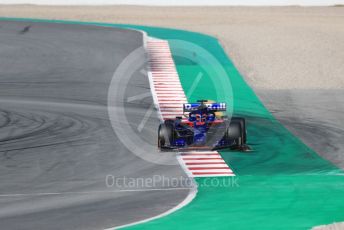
<box><xmin>158</xmin><ymin>100</ymin><xmax>248</xmax><ymax>151</ymax></box>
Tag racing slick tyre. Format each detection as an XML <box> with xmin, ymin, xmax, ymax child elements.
<box><xmin>158</xmin><ymin>121</ymin><xmax>175</xmax><ymax>149</ymax></box>
<box><xmin>231</xmin><ymin>117</ymin><xmax>247</xmax><ymax>144</ymax></box>
<box><xmin>227</xmin><ymin>117</ymin><xmax>246</xmax><ymax>148</ymax></box>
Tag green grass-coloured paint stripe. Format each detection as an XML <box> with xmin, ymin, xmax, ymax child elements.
<box><xmin>2</xmin><ymin>17</ymin><xmax>344</xmax><ymax>229</ymax></box>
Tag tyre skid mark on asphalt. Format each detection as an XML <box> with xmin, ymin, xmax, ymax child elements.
<box><xmin>147</xmin><ymin>38</ymin><xmax>235</xmax><ymax>177</ymax></box>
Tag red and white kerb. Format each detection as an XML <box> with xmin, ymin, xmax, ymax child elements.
<box><xmin>147</xmin><ymin>38</ymin><xmax>235</xmax><ymax>177</ymax></box>
<box><xmin>178</xmin><ymin>151</ymin><xmax>234</xmax><ymax>177</ymax></box>
<box><xmin>147</xmin><ymin>38</ymin><xmax>187</xmax><ymax>120</ymax></box>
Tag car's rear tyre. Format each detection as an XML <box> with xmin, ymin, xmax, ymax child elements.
<box><xmin>158</xmin><ymin>125</ymin><xmax>165</xmax><ymax>148</ymax></box>
<box><xmin>227</xmin><ymin>122</ymin><xmax>242</xmax><ymax>146</ymax></box>
<box><xmin>158</xmin><ymin>121</ymin><xmax>175</xmax><ymax>149</ymax></box>
<box><xmin>231</xmin><ymin>117</ymin><xmax>247</xmax><ymax>144</ymax></box>
<box><xmin>226</xmin><ymin>117</ymin><xmax>246</xmax><ymax>148</ymax></box>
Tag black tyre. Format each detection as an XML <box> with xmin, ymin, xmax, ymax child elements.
<box><xmin>158</xmin><ymin>124</ymin><xmax>165</xmax><ymax>148</ymax></box>
<box><xmin>158</xmin><ymin>121</ymin><xmax>175</xmax><ymax>149</ymax></box>
<box><xmin>227</xmin><ymin>122</ymin><xmax>241</xmax><ymax>146</ymax></box>
<box><xmin>231</xmin><ymin>117</ymin><xmax>247</xmax><ymax>144</ymax></box>
<box><xmin>226</xmin><ymin>117</ymin><xmax>246</xmax><ymax>147</ymax></box>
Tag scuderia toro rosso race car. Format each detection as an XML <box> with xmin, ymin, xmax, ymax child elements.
<box><xmin>158</xmin><ymin>100</ymin><xmax>248</xmax><ymax>150</ymax></box>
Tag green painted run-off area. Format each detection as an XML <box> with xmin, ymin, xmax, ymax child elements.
<box><xmin>1</xmin><ymin>18</ymin><xmax>344</xmax><ymax>230</ymax></box>
<box><xmin>125</xmin><ymin>25</ymin><xmax>344</xmax><ymax>230</ymax></box>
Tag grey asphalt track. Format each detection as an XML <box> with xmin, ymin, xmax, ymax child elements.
<box><xmin>0</xmin><ymin>21</ymin><xmax>189</xmax><ymax>230</ymax></box>
<box><xmin>257</xmin><ymin>89</ymin><xmax>344</xmax><ymax>169</ymax></box>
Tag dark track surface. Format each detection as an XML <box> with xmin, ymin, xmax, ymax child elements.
<box><xmin>257</xmin><ymin>89</ymin><xmax>344</xmax><ymax>169</ymax></box>
<box><xmin>0</xmin><ymin>21</ymin><xmax>189</xmax><ymax>230</ymax></box>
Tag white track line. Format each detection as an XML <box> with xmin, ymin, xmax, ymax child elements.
<box><xmin>113</xmin><ymin>185</ymin><xmax>197</xmax><ymax>230</ymax></box>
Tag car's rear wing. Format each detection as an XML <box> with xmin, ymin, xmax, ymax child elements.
<box><xmin>183</xmin><ymin>103</ymin><xmax>226</xmax><ymax>112</ymax></box>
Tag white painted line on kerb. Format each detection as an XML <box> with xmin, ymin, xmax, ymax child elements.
<box><xmin>187</xmin><ymin>164</ymin><xmax>229</xmax><ymax>168</ymax></box>
<box><xmin>193</xmin><ymin>173</ymin><xmax>235</xmax><ymax>177</ymax></box>
<box><xmin>181</xmin><ymin>155</ymin><xmax>222</xmax><ymax>159</ymax></box>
